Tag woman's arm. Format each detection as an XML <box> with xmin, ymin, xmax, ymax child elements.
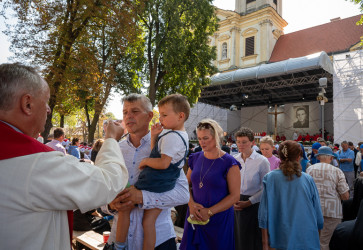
<box><xmin>197</xmin><ymin>165</ymin><xmax>241</xmax><ymax>221</ymax></box>
<box><xmin>186</xmin><ymin>168</ymin><xmax>205</xmax><ymax>221</ymax></box>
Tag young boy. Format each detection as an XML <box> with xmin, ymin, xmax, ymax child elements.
<box><xmin>115</xmin><ymin>94</ymin><xmax>190</xmax><ymax>250</ymax></box>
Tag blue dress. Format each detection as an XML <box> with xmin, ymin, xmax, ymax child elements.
<box><xmin>180</xmin><ymin>152</ymin><xmax>241</xmax><ymax>250</ymax></box>
<box><xmin>258</xmin><ymin>170</ymin><xmax>324</xmax><ymax>250</ymax></box>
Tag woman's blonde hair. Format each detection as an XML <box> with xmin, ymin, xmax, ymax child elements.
<box><xmin>93</xmin><ymin>139</ymin><xmax>104</xmax><ymax>152</ymax></box>
<box><xmin>278</xmin><ymin>140</ymin><xmax>302</xmax><ymax>180</ymax></box>
<box><xmin>260</xmin><ymin>136</ymin><xmax>274</xmax><ymax>147</ymax></box>
<box><xmin>196</xmin><ymin>118</ymin><xmax>224</xmax><ymax>148</ymax></box>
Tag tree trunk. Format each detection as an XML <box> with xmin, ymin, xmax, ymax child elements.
<box><xmin>60</xmin><ymin>114</ymin><xmax>65</xmax><ymax>128</ymax></box>
<box><xmin>87</xmin><ymin>112</ymin><xmax>100</xmax><ymax>144</ymax></box>
<box><xmin>149</xmin><ymin>79</ymin><xmax>157</xmax><ymax>107</ymax></box>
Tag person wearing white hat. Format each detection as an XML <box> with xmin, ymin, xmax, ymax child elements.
<box><xmin>307</xmin><ymin>146</ymin><xmax>350</xmax><ymax>250</ymax></box>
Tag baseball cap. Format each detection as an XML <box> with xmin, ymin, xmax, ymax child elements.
<box><xmin>312</xmin><ymin>142</ymin><xmax>322</xmax><ymax>150</ymax></box>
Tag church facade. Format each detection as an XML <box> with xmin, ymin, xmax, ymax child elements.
<box><xmin>211</xmin><ymin>0</ymin><xmax>286</xmax><ymax>71</ymax></box>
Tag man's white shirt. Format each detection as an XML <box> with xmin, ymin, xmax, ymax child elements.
<box><xmin>102</xmin><ymin>132</ymin><xmax>189</xmax><ymax>249</ymax></box>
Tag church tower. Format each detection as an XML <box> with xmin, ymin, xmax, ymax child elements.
<box><xmin>211</xmin><ymin>0</ymin><xmax>286</xmax><ymax>71</ymax></box>
<box><xmin>235</xmin><ymin>0</ymin><xmax>282</xmax><ymax>16</ymax></box>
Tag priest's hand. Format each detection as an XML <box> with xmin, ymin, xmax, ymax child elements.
<box><xmin>105</xmin><ymin>119</ymin><xmax>124</xmax><ymax>141</ymax></box>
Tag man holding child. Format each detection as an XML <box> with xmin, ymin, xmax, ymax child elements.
<box><xmin>102</xmin><ymin>94</ymin><xmax>190</xmax><ymax>250</ymax></box>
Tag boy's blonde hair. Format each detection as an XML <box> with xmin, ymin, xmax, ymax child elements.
<box><xmin>158</xmin><ymin>94</ymin><xmax>190</xmax><ymax>121</ymax></box>
<box><xmin>260</xmin><ymin>136</ymin><xmax>274</xmax><ymax>147</ymax></box>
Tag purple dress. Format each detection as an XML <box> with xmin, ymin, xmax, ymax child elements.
<box><xmin>180</xmin><ymin>151</ymin><xmax>241</xmax><ymax>250</ymax></box>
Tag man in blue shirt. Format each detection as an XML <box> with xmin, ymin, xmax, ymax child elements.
<box><xmin>310</xmin><ymin>142</ymin><xmax>321</xmax><ymax>165</ymax></box>
<box><xmin>338</xmin><ymin>141</ymin><xmax>355</xmax><ymax>197</ymax></box>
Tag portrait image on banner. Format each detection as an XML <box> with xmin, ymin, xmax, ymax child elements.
<box><xmin>293</xmin><ymin>105</ymin><xmax>309</xmax><ymax>128</ymax></box>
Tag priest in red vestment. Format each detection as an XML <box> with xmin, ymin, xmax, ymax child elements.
<box><xmin>0</xmin><ymin>63</ymin><xmax>129</xmax><ymax>250</ymax></box>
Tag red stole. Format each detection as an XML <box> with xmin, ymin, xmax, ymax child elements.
<box><xmin>0</xmin><ymin>121</ymin><xmax>73</xmax><ymax>244</ymax></box>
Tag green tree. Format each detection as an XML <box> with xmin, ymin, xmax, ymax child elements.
<box><xmin>350</xmin><ymin>0</ymin><xmax>363</xmax><ymax>24</ymax></box>
<box><xmin>1</xmin><ymin>0</ymin><xmax>141</xmax><ymax>140</ymax></box>
<box><xmin>136</xmin><ymin>0</ymin><xmax>218</xmax><ymax>106</ymax></box>
<box><xmin>64</xmin><ymin>18</ymin><xmax>143</xmax><ymax>143</ymax></box>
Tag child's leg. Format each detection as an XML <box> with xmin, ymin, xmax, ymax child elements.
<box><xmin>142</xmin><ymin>208</ymin><xmax>162</xmax><ymax>250</ymax></box>
<box><xmin>116</xmin><ymin>209</ymin><xmax>131</xmax><ymax>244</ymax></box>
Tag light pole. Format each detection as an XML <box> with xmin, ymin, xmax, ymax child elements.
<box><xmin>317</xmin><ymin>78</ymin><xmax>328</xmax><ymax>140</ymax></box>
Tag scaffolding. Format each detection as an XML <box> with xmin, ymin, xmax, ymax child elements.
<box><xmin>333</xmin><ymin>49</ymin><xmax>363</xmax><ymax>145</ymax></box>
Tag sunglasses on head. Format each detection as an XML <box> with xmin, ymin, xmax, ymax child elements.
<box><xmin>197</xmin><ymin>122</ymin><xmax>212</xmax><ymax>129</ymax></box>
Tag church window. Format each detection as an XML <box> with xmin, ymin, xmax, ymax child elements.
<box><xmin>247</xmin><ymin>0</ymin><xmax>255</xmax><ymax>3</ymax></box>
<box><xmin>245</xmin><ymin>36</ymin><xmax>255</xmax><ymax>56</ymax></box>
<box><xmin>221</xmin><ymin>42</ymin><xmax>228</xmax><ymax>59</ymax></box>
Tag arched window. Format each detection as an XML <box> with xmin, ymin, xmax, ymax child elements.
<box><xmin>221</xmin><ymin>42</ymin><xmax>227</xmax><ymax>59</ymax></box>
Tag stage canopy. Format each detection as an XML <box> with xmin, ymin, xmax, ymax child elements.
<box><xmin>199</xmin><ymin>51</ymin><xmax>334</xmax><ymax>109</ymax></box>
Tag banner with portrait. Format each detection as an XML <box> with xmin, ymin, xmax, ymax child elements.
<box><xmin>293</xmin><ymin>105</ymin><xmax>309</xmax><ymax>128</ymax></box>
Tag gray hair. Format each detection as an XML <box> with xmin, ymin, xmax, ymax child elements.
<box><xmin>318</xmin><ymin>155</ymin><xmax>332</xmax><ymax>161</ymax></box>
<box><xmin>0</xmin><ymin>63</ymin><xmax>44</xmax><ymax>110</ymax></box>
<box><xmin>122</xmin><ymin>93</ymin><xmax>152</xmax><ymax>112</ymax></box>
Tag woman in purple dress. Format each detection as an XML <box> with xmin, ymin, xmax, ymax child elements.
<box><xmin>180</xmin><ymin>119</ymin><xmax>241</xmax><ymax>250</ymax></box>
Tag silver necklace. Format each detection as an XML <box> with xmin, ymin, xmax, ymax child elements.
<box><xmin>199</xmin><ymin>151</ymin><xmax>219</xmax><ymax>188</ymax></box>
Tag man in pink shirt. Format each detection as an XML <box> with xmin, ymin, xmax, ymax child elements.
<box><xmin>46</xmin><ymin>127</ymin><xmax>66</xmax><ymax>155</ymax></box>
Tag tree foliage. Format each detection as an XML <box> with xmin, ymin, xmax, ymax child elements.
<box><xmin>350</xmin><ymin>0</ymin><xmax>363</xmax><ymax>24</ymax></box>
<box><xmin>136</xmin><ymin>0</ymin><xmax>218</xmax><ymax>106</ymax></box>
<box><xmin>1</xmin><ymin>0</ymin><xmax>143</xmax><ymax>141</ymax></box>
<box><xmin>1</xmin><ymin>0</ymin><xmax>218</xmax><ymax>141</ymax></box>
<box><xmin>62</xmin><ymin>16</ymin><xmax>144</xmax><ymax>143</ymax></box>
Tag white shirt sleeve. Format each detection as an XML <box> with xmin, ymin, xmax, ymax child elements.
<box><xmin>141</xmin><ymin>169</ymin><xmax>189</xmax><ymax>209</ymax></box>
<box><xmin>28</xmin><ymin>138</ymin><xmax>129</xmax><ymax>213</ymax></box>
<box><xmin>249</xmin><ymin>157</ymin><xmax>270</xmax><ymax>204</ymax></box>
<box><xmin>159</xmin><ymin>131</ymin><xmax>188</xmax><ymax>165</ymax></box>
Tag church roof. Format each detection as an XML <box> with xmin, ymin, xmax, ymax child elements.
<box><xmin>270</xmin><ymin>15</ymin><xmax>363</xmax><ymax>62</ymax></box>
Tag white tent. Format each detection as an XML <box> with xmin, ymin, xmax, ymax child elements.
<box><xmin>333</xmin><ymin>50</ymin><xmax>363</xmax><ymax>145</ymax></box>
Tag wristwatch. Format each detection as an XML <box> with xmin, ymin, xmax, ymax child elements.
<box><xmin>208</xmin><ymin>209</ymin><xmax>214</xmax><ymax>217</ymax></box>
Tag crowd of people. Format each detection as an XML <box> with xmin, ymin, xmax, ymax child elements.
<box><xmin>43</xmin><ymin>129</ymin><xmax>95</xmax><ymax>161</ymax></box>
<box><xmin>1</xmin><ymin>62</ymin><xmax>363</xmax><ymax>250</ymax></box>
